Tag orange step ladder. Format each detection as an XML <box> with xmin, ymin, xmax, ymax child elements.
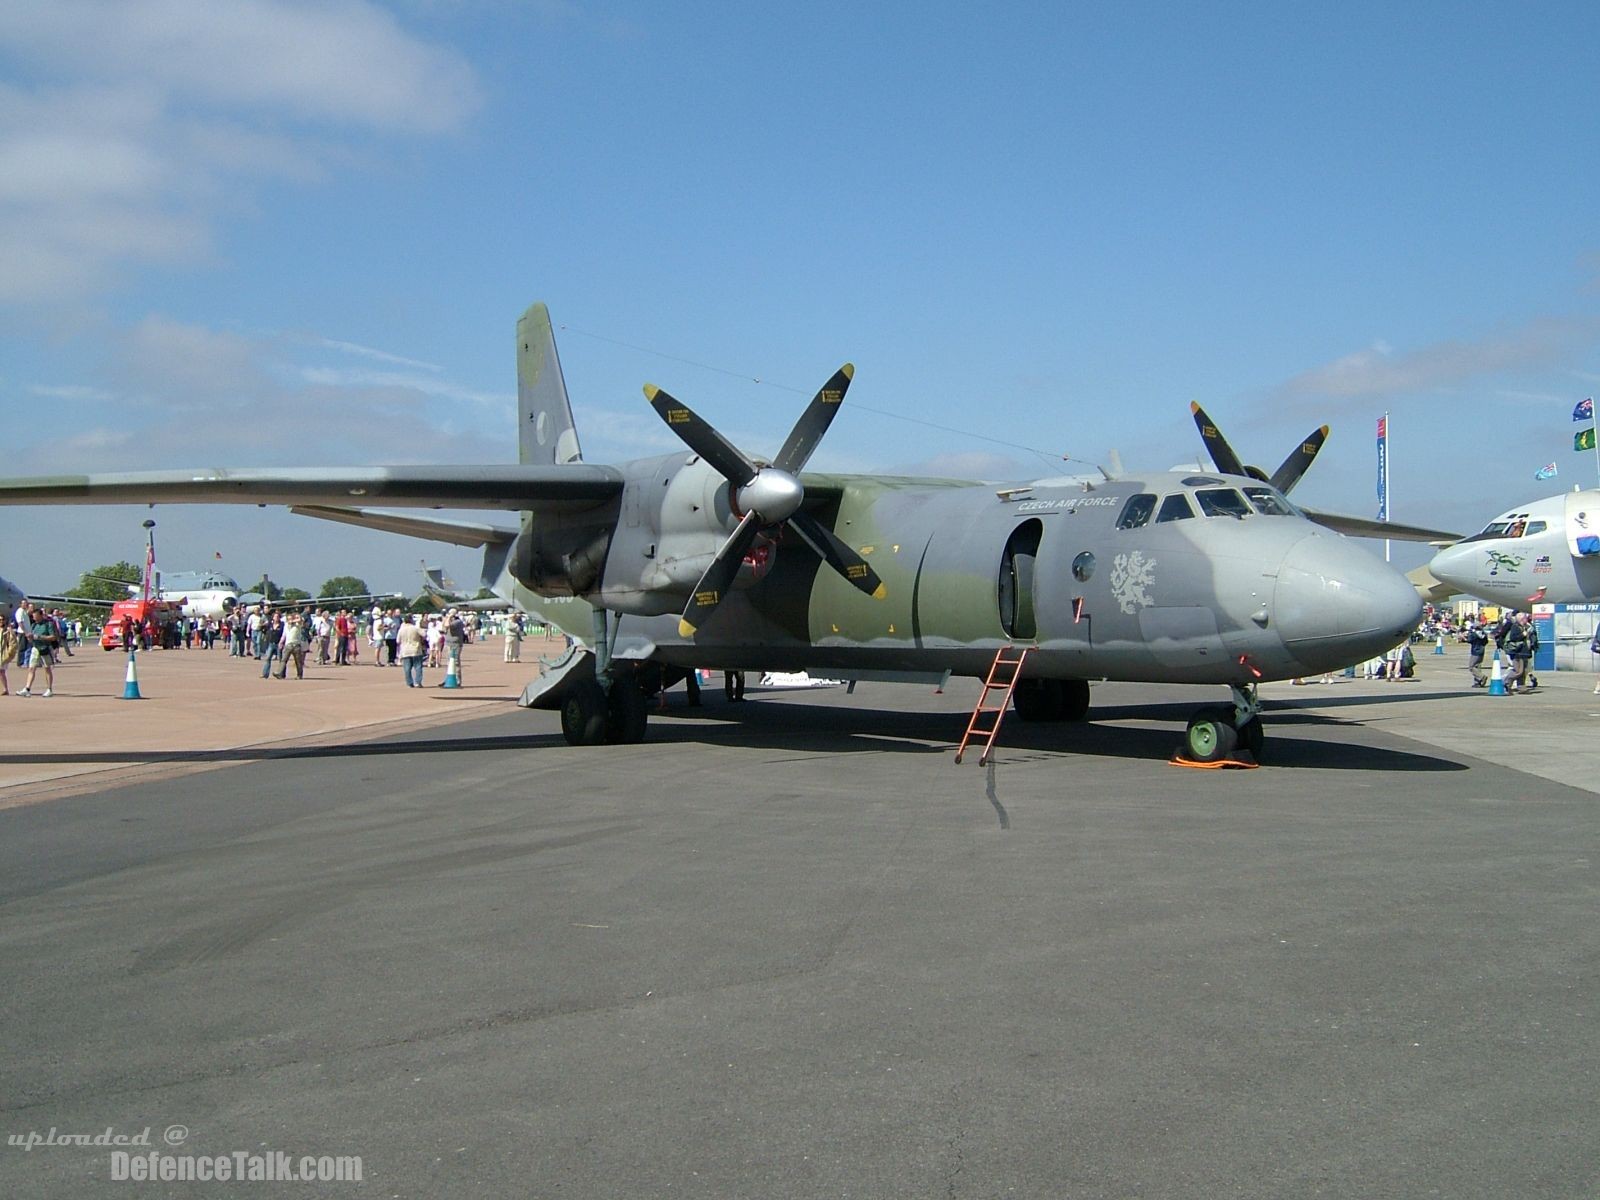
<box><xmin>954</xmin><ymin>644</ymin><xmax>1030</xmax><ymax>765</ymax></box>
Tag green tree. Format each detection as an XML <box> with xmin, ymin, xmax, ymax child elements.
<box><xmin>320</xmin><ymin>576</ymin><xmax>371</xmax><ymax>601</ymax></box>
<box><xmin>63</xmin><ymin>561</ymin><xmax>140</xmax><ymax>626</ymax></box>
<box><xmin>279</xmin><ymin>587</ymin><xmax>312</xmax><ymax>604</ymax></box>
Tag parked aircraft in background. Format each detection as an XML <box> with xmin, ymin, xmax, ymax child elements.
<box><xmin>1429</xmin><ymin>488</ymin><xmax>1600</xmax><ymax>609</ymax></box>
<box><xmin>0</xmin><ymin>303</ymin><xmax>1456</xmax><ymax>760</ymax></box>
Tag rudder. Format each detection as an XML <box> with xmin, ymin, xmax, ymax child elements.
<box><xmin>517</xmin><ymin>302</ymin><xmax>583</xmax><ymax>465</ymax></box>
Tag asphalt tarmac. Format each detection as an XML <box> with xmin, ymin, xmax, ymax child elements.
<box><xmin>2</xmin><ymin>652</ymin><xmax>1597</xmax><ymax>1198</ymax></box>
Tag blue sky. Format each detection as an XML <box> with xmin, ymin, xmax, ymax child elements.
<box><xmin>3</xmin><ymin>0</ymin><xmax>1599</xmax><ymax>594</ymax></box>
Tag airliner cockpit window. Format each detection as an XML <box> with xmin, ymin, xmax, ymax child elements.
<box><xmin>1196</xmin><ymin>488</ymin><xmax>1250</xmax><ymax>519</ymax></box>
<box><xmin>1526</xmin><ymin>521</ymin><xmax>1548</xmax><ymax>535</ymax></box>
<box><xmin>1156</xmin><ymin>493</ymin><xmax>1195</xmax><ymax>522</ymax></box>
<box><xmin>1242</xmin><ymin>487</ymin><xmax>1296</xmax><ymax>516</ymax></box>
<box><xmin>1116</xmin><ymin>493</ymin><xmax>1157</xmax><ymax>530</ymax></box>
<box><xmin>1460</xmin><ymin>521</ymin><xmax>1513</xmax><ymax>544</ymax></box>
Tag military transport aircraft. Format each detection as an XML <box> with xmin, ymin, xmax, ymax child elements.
<box><xmin>0</xmin><ymin>303</ymin><xmax>1454</xmax><ymax>760</ymax></box>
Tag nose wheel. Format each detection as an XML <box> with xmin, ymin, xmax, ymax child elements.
<box><xmin>1180</xmin><ymin>684</ymin><xmax>1264</xmax><ymax>764</ymax></box>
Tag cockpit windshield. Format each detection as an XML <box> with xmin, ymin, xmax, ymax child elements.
<box><xmin>1195</xmin><ymin>488</ymin><xmax>1251</xmax><ymax>519</ymax></box>
<box><xmin>1241</xmin><ymin>487</ymin><xmax>1297</xmax><ymax>516</ymax></box>
<box><xmin>1460</xmin><ymin>520</ymin><xmax>1518</xmax><ymax>544</ymax></box>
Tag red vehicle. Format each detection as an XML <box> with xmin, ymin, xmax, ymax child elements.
<box><xmin>100</xmin><ymin>598</ymin><xmax>184</xmax><ymax>650</ymax></box>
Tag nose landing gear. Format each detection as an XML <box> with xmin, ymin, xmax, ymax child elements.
<box><xmin>1179</xmin><ymin>683</ymin><xmax>1263</xmax><ymax>765</ymax></box>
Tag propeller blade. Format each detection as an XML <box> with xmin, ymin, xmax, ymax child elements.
<box><xmin>679</xmin><ymin>512</ymin><xmax>763</xmax><ymax>638</ymax></box>
<box><xmin>773</xmin><ymin>364</ymin><xmax>854</xmax><ymax>475</ymax></box>
<box><xmin>1189</xmin><ymin>401</ymin><xmax>1247</xmax><ymax>478</ymax></box>
<box><xmin>788</xmin><ymin>510</ymin><xmax>886</xmax><ymax>599</ymax></box>
<box><xmin>1267</xmin><ymin>425</ymin><xmax>1329</xmax><ymax>494</ymax></box>
<box><xmin>645</xmin><ymin>385</ymin><xmax>758</xmax><ymax>487</ymax></box>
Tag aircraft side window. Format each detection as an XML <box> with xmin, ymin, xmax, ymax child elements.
<box><xmin>1116</xmin><ymin>493</ymin><xmax>1157</xmax><ymax>530</ymax></box>
<box><xmin>1505</xmin><ymin>521</ymin><xmax>1526</xmax><ymax>538</ymax></box>
<box><xmin>1196</xmin><ymin>488</ymin><xmax>1250</xmax><ymax>519</ymax></box>
<box><xmin>1156</xmin><ymin>493</ymin><xmax>1195</xmax><ymax>522</ymax></box>
<box><xmin>1242</xmin><ymin>486</ymin><xmax>1295</xmax><ymax>516</ymax></box>
<box><xmin>1525</xmin><ymin>520</ymin><xmax>1547</xmax><ymax>535</ymax></box>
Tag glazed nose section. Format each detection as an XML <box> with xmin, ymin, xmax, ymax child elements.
<box><xmin>1275</xmin><ymin>533</ymin><xmax>1423</xmax><ymax>656</ymax></box>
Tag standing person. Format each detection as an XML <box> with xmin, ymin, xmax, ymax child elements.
<box><xmin>437</xmin><ymin>609</ymin><xmax>466</xmax><ymax>686</ymax></box>
<box><xmin>383</xmin><ymin>609</ymin><xmax>400</xmax><ymax>666</ymax></box>
<box><xmin>1466</xmin><ymin>618</ymin><xmax>1490</xmax><ymax>688</ymax></box>
<box><xmin>260</xmin><ymin>613</ymin><xmax>283</xmax><ymax>679</ymax></box>
<box><xmin>503</xmin><ymin>613</ymin><xmax>523</xmax><ymax>663</ymax></box>
<box><xmin>1502</xmin><ymin>614</ymin><xmax>1532</xmax><ymax>693</ymax></box>
<box><xmin>19</xmin><ymin>604</ymin><xmax>59</xmax><ymax>697</ymax></box>
<box><xmin>724</xmin><ymin>669</ymin><xmax>747</xmax><ymax>702</ymax></box>
<box><xmin>0</xmin><ymin>616</ymin><xmax>19</xmax><ymax>695</ymax></box>
<box><xmin>1591</xmin><ymin>623</ymin><xmax>1600</xmax><ymax>695</ymax></box>
<box><xmin>277</xmin><ymin>613</ymin><xmax>308</xmax><ymax>679</ymax></box>
<box><xmin>398</xmin><ymin>613</ymin><xmax>427</xmax><ymax>687</ymax></box>
<box><xmin>427</xmin><ymin>616</ymin><xmax>444</xmax><ymax>667</ymax></box>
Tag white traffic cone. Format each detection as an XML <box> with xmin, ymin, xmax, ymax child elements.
<box><xmin>1486</xmin><ymin>649</ymin><xmax>1506</xmax><ymax>696</ymax></box>
<box><xmin>121</xmin><ymin>650</ymin><xmax>143</xmax><ymax>700</ymax></box>
<box><xmin>441</xmin><ymin>646</ymin><xmax>461</xmax><ymax>689</ymax></box>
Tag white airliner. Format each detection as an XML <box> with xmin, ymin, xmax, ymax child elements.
<box><xmin>1429</xmin><ymin>488</ymin><xmax>1600</xmax><ymax>609</ymax></box>
<box><xmin>80</xmin><ymin>568</ymin><xmax>246</xmax><ymax>618</ymax></box>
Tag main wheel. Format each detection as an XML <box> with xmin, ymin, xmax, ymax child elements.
<box><xmin>1060</xmin><ymin>679</ymin><xmax>1091</xmax><ymax>722</ymax></box>
<box><xmin>605</xmin><ymin>678</ymin><xmax>649</xmax><ymax>744</ymax></box>
<box><xmin>560</xmin><ymin>679</ymin><xmax>608</xmax><ymax>746</ymax></box>
<box><xmin>1012</xmin><ymin>678</ymin><xmax>1064</xmax><ymax>721</ymax></box>
<box><xmin>1184</xmin><ymin>707</ymin><xmax>1239</xmax><ymax>763</ymax></box>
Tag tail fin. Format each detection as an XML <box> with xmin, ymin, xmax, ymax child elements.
<box><xmin>517</xmin><ymin>302</ymin><xmax>583</xmax><ymax>465</ymax></box>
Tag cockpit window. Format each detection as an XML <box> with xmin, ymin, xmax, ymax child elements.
<box><xmin>1525</xmin><ymin>520</ymin><xmax>1547</xmax><ymax>535</ymax></box>
<box><xmin>1116</xmin><ymin>493</ymin><xmax>1157</xmax><ymax>530</ymax></box>
<box><xmin>1156</xmin><ymin>493</ymin><xmax>1196</xmax><ymax>523</ymax></box>
<box><xmin>1196</xmin><ymin>488</ymin><xmax>1251</xmax><ymax>519</ymax></box>
<box><xmin>1460</xmin><ymin>520</ymin><xmax>1513</xmax><ymax>544</ymax></box>
<box><xmin>1242</xmin><ymin>486</ymin><xmax>1297</xmax><ymax>516</ymax></box>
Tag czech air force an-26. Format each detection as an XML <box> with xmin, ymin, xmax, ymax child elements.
<box><xmin>0</xmin><ymin>303</ymin><xmax>1451</xmax><ymax>760</ymax></box>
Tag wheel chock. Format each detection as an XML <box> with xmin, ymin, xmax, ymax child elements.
<box><xmin>1168</xmin><ymin>750</ymin><xmax>1259</xmax><ymax>770</ymax></box>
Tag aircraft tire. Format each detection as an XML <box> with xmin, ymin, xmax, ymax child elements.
<box><xmin>1012</xmin><ymin>678</ymin><xmax>1064</xmax><ymax>722</ymax></box>
<box><xmin>1060</xmin><ymin>679</ymin><xmax>1090</xmax><ymax>722</ymax></box>
<box><xmin>605</xmin><ymin>678</ymin><xmax>649</xmax><ymax>745</ymax></box>
<box><xmin>560</xmin><ymin>679</ymin><xmax>608</xmax><ymax>746</ymax></box>
<box><xmin>1238</xmin><ymin>716</ymin><xmax>1264</xmax><ymax>759</ymax></box>
<box><xmin>1184</xmin><ymin>707</ymin><xmax>1239</xmax><ymax>763</ymax></box>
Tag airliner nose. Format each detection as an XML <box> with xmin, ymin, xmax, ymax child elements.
<box><xmin>1274</xmin><ymin>533</ymin><xmax>1423</xmax><ymax>667</ymax></box>
<box><xmin>1428</xmin><ymin>542</ymin><xmax>1472</xmax><ymax>594</ymax></box>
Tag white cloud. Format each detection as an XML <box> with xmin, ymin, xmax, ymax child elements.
<box><xmin>0</xmin><ymin>0</ymin><xmax>481</xmax><ymax>305</ymax></box>
<box><xmin>1275</xmin><ymin>317</ymin><xmax>1600</xmax><ymax>406</ymax></box>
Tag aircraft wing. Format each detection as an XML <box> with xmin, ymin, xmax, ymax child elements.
<box><xmin>1300</xmin><ymin>507</ymin><xmax>1459</xmax><ymax>544</ymax></box>
<box><xmin>289</xmin><ymin>506</ymin><xmax>518</xmax><ymax>548</ymax></box>
<box><xmin>0</xmin><ymin>464</ymin><xmax>623</xmax><ymax>511</ymax></box>
<box><xmin>25</xmin><ymin>592</ymin><xmax>117</xmax><ymax>608</ymax></box>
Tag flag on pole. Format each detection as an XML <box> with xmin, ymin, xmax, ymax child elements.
<box><xmin>1576</xmin><ymin>428</ymin><xmax>1596</xmax><ymax>452</ymax></box>
<box><xmin>1574</xmin><ymin>397</ymin><xmax>1593</xmax><ymax>421</ymax></box>
<box><xmin>1535</xmin><ymin>462</ymin><xmax>1558</xmax><ymax>480</ymax></box>
<box><xmin>214</xmin><ymin>550</ymin><xmax>223</xmax><ymax>559</ymax></box>
<box><xmin>1376</xmin><ymin>415</ymin><xmax>1388</xmax><ymax>521</ymax></box>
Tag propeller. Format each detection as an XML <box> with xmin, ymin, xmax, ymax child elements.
<box><xmin>646</xmin><ymin>365</ymin><xmax>885</xmax><ymax>637</ymax></box>
<box><xmin>1189</xmin><ymin>402</ymin><xmax>1329</xmax><ymax>495</ymax></box>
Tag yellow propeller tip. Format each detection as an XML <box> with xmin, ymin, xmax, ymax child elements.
<box><xmin>841</xmin><ymin>363</ymin><xmax>855</xmax><ymax>379</ymax></box>
<box><xmin>677</xmin><ymin>618</ymin><xmax>696</xmax><ymax>639</ymax></box>
<box><xmin>871</xmin><ymin>583</ymin><xmax>887</xmax><ymax>600</ymax></box>
<box><xmin>1189</xmin><ymin>400</ymin><xmax>1201</xmax><ymax>413</ymax></box>
<box><xmin>643</xmin><ymin>384</ymin><xmax>660</xmax><ymax>401</ymax></box>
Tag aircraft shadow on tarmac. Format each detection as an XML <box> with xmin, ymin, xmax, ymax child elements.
<box><xmin>0</xmin><ymin>694</ymin><xmax>1467</xmax><ymax>774</ymax></box>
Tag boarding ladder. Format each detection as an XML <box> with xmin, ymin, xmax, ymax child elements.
<box><xmin>954</xmin><ymin>644</ymin><xmax>1031</xmax><ymax>766</ymax></box>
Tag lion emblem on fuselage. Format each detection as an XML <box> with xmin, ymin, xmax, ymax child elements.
<box><xmin>1110</xmin><ymin>551</ymin><xmax>1156</xmax><ymax>614</ymax></box>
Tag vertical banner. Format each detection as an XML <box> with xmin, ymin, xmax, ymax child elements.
<box><xmin>1376</xmin><ymin>414</ymin><xmax>1388</xmax><ymax>522</ymax></box>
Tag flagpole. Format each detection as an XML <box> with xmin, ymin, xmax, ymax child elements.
<box><xmin>1589</xmin><ymin>397</ymin><xmax>1599</xmax><ymax>489</ymax></box>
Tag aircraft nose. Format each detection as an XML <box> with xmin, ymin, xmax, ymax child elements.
<box><xmin>1428</xmin><ymin>542</ymin><xmax>1472</xmax><ymax>593</ymax></box>
<box><xmin>1274</xmin><ymin>533</ymin><xmax>1423</xmax><ymax>664</ymax></box>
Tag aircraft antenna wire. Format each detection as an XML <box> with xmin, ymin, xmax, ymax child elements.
<box><xmin>559</xmin><ymin>323</ymin><xmax>1075</xmax><ymax>469</ymax></box>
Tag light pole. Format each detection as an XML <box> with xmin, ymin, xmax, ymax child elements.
<box><xmin>141</xmin><ymin>518</ymin><xmax>156</xmax><ymax>604</ymax></box>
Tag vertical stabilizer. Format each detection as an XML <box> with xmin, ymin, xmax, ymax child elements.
<box><xmin>517</xmin><ymin>302</ymin><xmax>583</xmax><ymax>465</ymax></box>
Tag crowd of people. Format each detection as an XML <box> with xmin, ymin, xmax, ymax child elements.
<box><xmin>2</xmin><ymin>599</ymin><xmax>544</xmax><ymax>696</ymax></box>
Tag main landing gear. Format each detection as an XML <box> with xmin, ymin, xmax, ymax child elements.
<box><xmin>1181</xmin><ymin>683</ymin><xmax>1263</xmax><ymax>763</ymax></box>
<box><xmin>559</xmin><ymin>606</ymin><xmax>653</xmax><ymax>747</ymax></box>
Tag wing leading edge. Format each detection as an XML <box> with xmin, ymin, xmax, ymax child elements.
<box><xmin>0</xmin><ymin>464</ymin><xmax>624</xmax><ymax>511</ymax></box>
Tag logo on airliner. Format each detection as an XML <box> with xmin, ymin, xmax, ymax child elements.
<box><xmin>1484</xmin><ymin>550</ymin><xmax>1524</xmax><ymax>576</ymax></box>
<box><xmin>1110</xmin><ymin>551</ymin><xmax>1157</xmax><ymax>613</ymax></box>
